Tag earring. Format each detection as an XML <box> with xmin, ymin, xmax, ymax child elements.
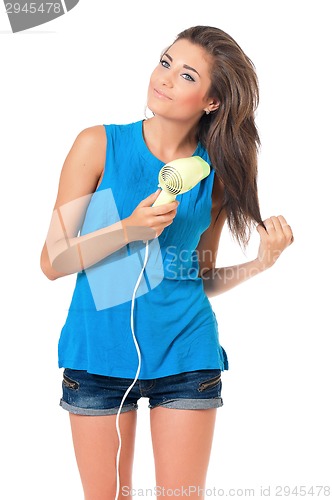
<box><xmin>205</xmin><ymin>109</ymin><xmax>210</xmax><ymax>115</ymax></box>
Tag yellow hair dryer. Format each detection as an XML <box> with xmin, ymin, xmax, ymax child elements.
<box><xmin>152</xmin><ymin>156</ymin><xmax>210</xmax><ymax>206</ymax></box>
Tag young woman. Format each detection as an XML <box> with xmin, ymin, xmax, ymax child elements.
<box><xmin>40</xmin><ymin>25</ymin><xmax>294</xmax><ymax>500</ymax></box>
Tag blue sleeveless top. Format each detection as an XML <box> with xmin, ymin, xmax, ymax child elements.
<box><xmin>58</xmin><ymin>120</ymin><xmax>229</xmax><ymax>379</ymax></box>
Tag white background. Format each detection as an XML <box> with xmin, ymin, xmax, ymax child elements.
<box><xmin>0</xmin><ymin>0</ymin><xmax>331</xmax><ymax>498</ymax></box>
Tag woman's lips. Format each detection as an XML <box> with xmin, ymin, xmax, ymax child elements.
<box><xmin>154</xmin><ymin>88</ymin><xmax>172</xmax><ymax>100</ymax></box>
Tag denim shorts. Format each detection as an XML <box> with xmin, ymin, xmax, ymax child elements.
<box><xmin>59</xmin><ymin>368</ymin><xmax>223</xmax><ymax>416</ymax></box>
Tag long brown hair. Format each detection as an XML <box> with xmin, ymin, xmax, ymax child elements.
<box><xmin>174</xmin><ymin>26</ymin><xmax>265</xmax><ymax>249</ymax></box>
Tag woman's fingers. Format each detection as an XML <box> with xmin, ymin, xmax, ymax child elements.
<box><xmin>256</xmin><ymin>223</ymin><xmax>268</xmax><ymax>238</ymax></box>
<box><xmin>256</xmin><ymin>215</ymin><xmax>294</xmax><ymax>269</ymax></box>
<box><xmin>272</xmin><ymin>215</ymin><xmax>294</xmax><ymax>244</ymax></box>
<box><xmin>258</xmin><ymin>216</ymin><xmax>294</xmax><ymax>244</ymax></box>
<box><xmin>277</xmin><ymin>215</ymin><xmax>294</xmax><ymax>244</ymax></box>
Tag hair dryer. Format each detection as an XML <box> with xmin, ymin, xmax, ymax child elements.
<box><xmin>152</xmin><ymin>156</ymin><xmax>211</xmax><ymax>206</ymax></box>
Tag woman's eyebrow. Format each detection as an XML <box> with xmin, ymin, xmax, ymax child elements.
<box><xmin>164</xmin><ymin>52</ymin><xmax>200</xmax><ymax>77</ymax></box>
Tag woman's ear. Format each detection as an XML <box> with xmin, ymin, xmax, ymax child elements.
<box><xmin>208</xmin><ymin>98</ymin><xmax>220</xmax><ymax>113</ymax></box>
<box><xmin>204</xmin><ymin>98</ymin><xmax>220</xmax><ymax>114</ymax></box>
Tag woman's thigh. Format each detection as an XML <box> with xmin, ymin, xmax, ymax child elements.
<box><xmin>69</xmin><ymin>411</ymin><xmax>137</xmax><ymax>500</ymax></box>
<box><xmin>147</xmin><ymin>369</ymin><xmax>223</xmax><ymax>494</ymax></box>
<box><xmin>60</xmin><ymin>368</ymin><xmax>140</xmax><ymax>499</ymax></box>
<box><xmin>150</xmin><ymin>406</ymin><xmax>218</xmax><ymax>494</ymax></box>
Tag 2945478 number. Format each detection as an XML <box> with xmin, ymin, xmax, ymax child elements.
<box><xmin>274</xmin><ymin>485</ymin><xmax>330</xmax><ymax>496</ymax></box>
<box><xmin>5</xmin><ymin>3</ymin><xmax>61</xmax><ymax>14</ymax></box>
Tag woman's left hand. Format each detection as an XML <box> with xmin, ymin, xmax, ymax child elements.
<box><xmin>255</xmin><ymin>215</ymin><xmax>294</xmax><ymax>271</ymax></box>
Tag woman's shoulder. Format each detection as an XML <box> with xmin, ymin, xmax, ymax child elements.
<box><xmin>76</xmin><ymin>125</ymin><xmax>106</xmax><ymax>151</ymax></box>
<box><xmin>73</xmin><ymin>125</ymin><xmax>107</xmax><ymax>176</ymax></box>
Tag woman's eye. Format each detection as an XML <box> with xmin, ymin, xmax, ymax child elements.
<box><xmin>182</xmin><ymin>73</ymin><xmax>195</xmax><ymax>82</ymax></box>
<box><xmin>159</xmin><ymin>59</ymin><xmax>195</xmax><ymax>82</ymax></box>
<box><xmin>160</xmin><ymin>59</ymin><xmax>170</xmax><ymax>68</ymax></box>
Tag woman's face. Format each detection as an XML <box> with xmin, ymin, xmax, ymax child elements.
<box><xmin>147</xmin><ymin>39</ymin><xmax>216</xmax><ymax>122</ymax></box>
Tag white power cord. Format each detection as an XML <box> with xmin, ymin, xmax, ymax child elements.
<box><xmin>114</xmin><ymin>239</ymin><xmax>149</xmax><ymax>499</ymax></box>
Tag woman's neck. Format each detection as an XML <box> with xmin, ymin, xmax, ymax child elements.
<box><xmin>142</xmin><ymin>116</ymin><xmax>199</xmax><ymax>164</ymax></box>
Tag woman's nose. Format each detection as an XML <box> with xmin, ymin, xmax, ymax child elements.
<box><xmin>160</xmin><ymin>72</ymin><xmax>174</xmax><ymax>87</ymax></box>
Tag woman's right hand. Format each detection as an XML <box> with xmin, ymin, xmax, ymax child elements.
<box><xmin>123</xmin><ymin>189</ymin><xmax>180</xmax><ymax>242</ymax></box>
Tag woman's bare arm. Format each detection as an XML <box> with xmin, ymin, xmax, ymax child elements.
<box><xmin>40</xmin><ymin>126</ymin><xmax>132</xmax><ymax>280</ymax></box>
<box><xmin>200</xmin><ymin>215</ymin><xmax>293</xmax><ymax>298</ymax></box>
<box><xmin>196</xmin><ymin>175</ymin><xmax>294</xmax><ymax>297</ymax></box>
